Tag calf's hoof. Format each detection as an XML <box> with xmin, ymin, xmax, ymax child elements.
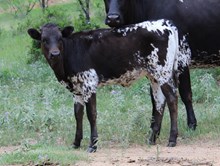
<box><xmin>87</xmin><ymin>146</ymin><xmax>97</xmax><ymax>153</ymax></box>
<box><xmin>167</xmin><ymin>141</ymin><xmax>176</xmax><ymax>147</ymax></box>
<box><xmin>148</xmin><ymin>131</ymin><xmax>158</xmax><ymax>145</ymax></box>
<box><xmin>72</xmin><ymin>143</ymin><xmax>80</xmax><ymax>149</ymax></box>
<box><xmin>148</xmin><ymin>139</ymin><xmax>156</xmax><ymax>145</ymax></box>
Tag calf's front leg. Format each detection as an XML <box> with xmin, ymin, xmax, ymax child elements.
<box><xmin>73</xmin><ymin>102</ymin><xmax>84</xmax><ymax>148</ymax></box>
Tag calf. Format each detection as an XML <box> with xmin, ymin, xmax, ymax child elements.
<box><xmin>28</xmin><ymin>19</ymin><xmax>191</xmax><ymax>152</ymax></box>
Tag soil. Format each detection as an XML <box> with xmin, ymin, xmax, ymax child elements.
<box><xmin>1</xmin><ymin>139</ymin><xmax>220</xmax><ymax>166</ymax></box>
<box><xmin>75</xmin><ymin>140</ymin><xmax>220</xmax><ymax>166</ymax></box>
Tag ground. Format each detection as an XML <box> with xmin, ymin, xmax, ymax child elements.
<box><xmin>77</xmin><ymin>140</ymin><xmax>219</xmax><ymax>166</ymax></box>
<box><xmin>1</xmin><ymin>139</ymin><xmax>219</xmax><ymax>166</ymax></box>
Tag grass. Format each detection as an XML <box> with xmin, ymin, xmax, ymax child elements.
<box><xmin>0</xmin><ymin>1</ymin><xmax>220</xmax><ymax>165</ymax></box>
<box><xmin>0</xmin><ymin>144</ymin><xmax>88</xmax><ymax>165</ymax></box>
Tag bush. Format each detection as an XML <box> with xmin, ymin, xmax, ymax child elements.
<box><xmin>73</xmin><ymin>12</ymin><xmax>100</xmax><ymax>31</ymax></box>
<box><xmin>27</xmin><ymin>40</ymin><xmax>45</xmax><ymax>64</ymax></box>
<box><xmin>18</xmin><ymin>8</ymin><xmax>73</xmax><ymax>33</ymax></box>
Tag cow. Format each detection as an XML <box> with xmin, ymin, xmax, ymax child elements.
<box><xmin>27</xmin><ymin>20</ymin><xmax>191</xmax><ymax>152</ymax></box>
<box><xmin>103</xmin><ymin>0</ymin><xmax>220</xmax><ymax>132</ymax></box>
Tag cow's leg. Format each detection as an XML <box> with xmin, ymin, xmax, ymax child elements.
<box><xmin>148</xmin><ymin>83</ymin><xmax>166</xmax><ymax>145</ymax></box>
<box><xmin>73</xmin><ymin>102</ymin><xmax>84</xmax><ymax>148</ymax></box>
<box><xmin>161</xmin><ymin>82</ymin><xmax>178</xmax><ymax>147</ymax></box>
<box><xmin>179</xmin><ymin>66</ymin><xmax>197</xmax><ymax>130</ymax></box>
<box><xmin>85</xmin><ymin>93</ymin><xmax>98</xmax><ymax>153</ymax></box>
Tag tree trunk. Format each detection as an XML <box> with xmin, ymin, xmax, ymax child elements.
<box><xmin>39</xmin><ymin>0</ymin><xmax>48</xmax><ymax>12</ymax></box>
<box><xmin>78</xmin><ymin>0</ymin><xmax>90</xmax><ymax>24</ymax></box>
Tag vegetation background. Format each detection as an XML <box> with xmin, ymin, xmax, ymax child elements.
<box><xmin>0</xmin><ymin>0</ymin><xmax>220</xmax><ymax>165</ymax></box>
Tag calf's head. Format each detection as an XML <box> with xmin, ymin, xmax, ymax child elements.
<box><xmin>27</xmin><ymin>23</ymin><xmax>74</xmax><ymax>63</ymax></box>
<box><xmin>104</xmin><ymin>0</ymin><xmax>128</xmax><ymax>27</ymax></box>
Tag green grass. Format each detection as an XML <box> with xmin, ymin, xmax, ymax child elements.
<box><xmin>0</xmin><ymin>144</ymin><xmax>87</xmax><ymax>165</ymax></box>
<box><xmin>1</xmin><ymin>1</ymin><xmax>220</xmax><ymax>165</ymax></box>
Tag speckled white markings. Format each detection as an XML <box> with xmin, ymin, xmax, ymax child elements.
<box><xmin>133</xmin><ymin>50</ymin><xmax>146</xmax><ymax>65</ymax></box>
<box><xmin>147</xmin><ymin>41</ymin><xmax>176</xmax><ymax>86</ymax></box>
<box><xmin>116</xmin><ymin>19</ymin><xmax>175</xmax><ymax>36</ymax></box>
<box><xmin>178</xmin><ymin>35</ymin><xmax>191</xmax><ymax>70</ymax></box>
<box><xmin>68</xmin><ymin>69</ymin><xmax>99</xmax><ymax>105</ymax></box>
<box><xmin>151</xmin><ymin>81</ymin><xmax>166</xmax><ymax>112</ymax></box>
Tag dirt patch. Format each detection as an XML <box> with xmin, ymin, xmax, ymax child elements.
<box><xmin>0</xmin><ymin>145</ymin><xmax>20</xmax><ymax>155</ymax></box>
<box><xmin>1</xmin><ymin>140</ymin><xmax>219</xmax><ymax>166</ymax></box>
<box><xmin>76</xmin><ymin>140</ymin><xmax>220</xmax><ymax>166</ymax></box>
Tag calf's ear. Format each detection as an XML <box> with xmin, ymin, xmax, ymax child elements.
<box><xmin>62</xmin><ymin>26</ymin><xmax>74</xmax><ymax>38</ymax></box>
<box><xmin>27</xmin><ymin>28</ymin><xmax>41</xmax><ymax>41</ymax></box>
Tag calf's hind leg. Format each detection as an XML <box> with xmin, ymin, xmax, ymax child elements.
<box><xmin>161</xmin><ymin>82</ymin><xmax>178</xmax><ymax>147</ymax></box>
<box><xmin>148</xmin><ymin>83</ymin><xmax>166</xmax><ymax>145</ymax></box>
<box><xmin>178</xmin><ymin>66</ymin><xmax>197</xmax><ymax>130</ymax></box>
<box><xmin>85</xmin><ymin>93</ymin><xmax>98</xmax><ymax>153</ymax></box>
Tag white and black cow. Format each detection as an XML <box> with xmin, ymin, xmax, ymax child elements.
<box><xmin>27</xmin><ymin>19</ymin><xmax>191</xmax><ymax>152</ymax></box>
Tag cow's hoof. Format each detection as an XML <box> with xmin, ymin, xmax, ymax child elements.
<box><xmin>87</xmin><ymin>146</ymin><xmax>97</xmax><ymax>153</ymax></box>
<box><xmin>188</xmin><ymin>123</ymin><xmax>197</xmax><ymax>130</ymax></box>
<box><xmin>167</xmin><ymin>142</ymin><xmax>176</xmax><ymax>147</ymax></box>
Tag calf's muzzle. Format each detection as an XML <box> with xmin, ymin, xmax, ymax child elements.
<box><xmin>49</xmin><ymin>49</ymin><xmax>60</xmax><ymax>59</ymax></box>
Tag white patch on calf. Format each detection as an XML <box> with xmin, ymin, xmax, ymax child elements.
<box><xmin>116</xmin><ymin>19</ymin><xmax>173</xmax><ymax>36</ymax></box>
<box><xmin>150</xmin><ymin>81</ymin><xmax>166</xmax><ymax>112</ymax></box>
<box><xmin>133</xmin><ymin>50</ymin><xmax>146</xmax><ymax>65</ymax></box>
<box><xmin>68</xmin><ymin>69</ymin><xmax>99</xmax><ymax>105</ymax></box>
<box><xmin>147</xmin><ymin>42</ymin><xmax>175</xmax><ymax>86</ymax></box>
<box><xmin>178</xmin><ymin>35</ymin><xmax>191</xmax><ymax>71</ymax></box>
<box><xmin>134</xmin><ymin>20</ymin><xmax>173</xmax><ymax>35</ymax></box>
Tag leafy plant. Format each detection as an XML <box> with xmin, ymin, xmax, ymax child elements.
<box><xmin>5</xmin><ymin>0</ymin><xmax>37</xmax><ymax>17</ymax></box>
<box><xmin>74</xmin><ymin>12</ymin><xmax>100</xmax><ymax>31</ymax></box>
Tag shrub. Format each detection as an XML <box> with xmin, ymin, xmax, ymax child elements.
<box><xmin>27</xmin><ymin>40</ymin><xmax>45</xmax><ymax>64</ymax></box>
<box><xmin>73</xmin><ymin>12</ymin><xmax>100</xmax><ymax>31</ymax></box>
